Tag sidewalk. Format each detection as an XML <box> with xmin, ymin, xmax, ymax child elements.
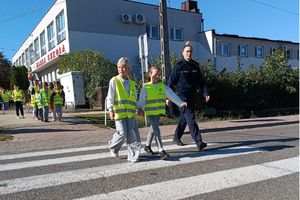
<box><xmin>0</xmin><ymin>109</ymin><xmax>298</xmax><ymax>154</ymax></box>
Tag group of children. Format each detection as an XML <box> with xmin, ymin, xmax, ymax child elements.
<box><xmin>0</xmin><ymin>80</ymin><xmax>65</xmax><ymax>122</ymax></box>
<box><xmin>107</xmin><ymin>57</ymin><xmax>188</xmax><ymax>162</ymax></box>
<box><xmin>30</xmin><ymin>80</ymin><xmax>65</xmax><ymax>122</ymax></box>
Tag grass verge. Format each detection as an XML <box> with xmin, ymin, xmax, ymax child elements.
<box><xmin>0</xmin><ymin>129</ymin><xmax>13</xmax><ymax>141</ymax></box>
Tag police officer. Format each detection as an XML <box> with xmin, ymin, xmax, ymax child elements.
<box><xmin>167</xmin><ymin>41</ymin><xmax>210</xmax><ymax>151</ymax></box>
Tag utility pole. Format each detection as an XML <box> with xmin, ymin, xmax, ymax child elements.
<box><xmin>159</xmin><ymin>0</ymin><xmax>173</xmax><ymax>118</ymax></box>
<box><xmin>159</xmin><ymin>0</ymin><xmax>170</xmax><ymax>82</ymax></box>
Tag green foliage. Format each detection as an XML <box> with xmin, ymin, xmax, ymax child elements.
<box><xmin>0</xmin><ymin>52</ymin><xmax>11</xmax><ymax>89</ymax></box>
<box><xmin>58</xmin><ymin>50</ymin><xmax>115</xmax><ymax>104</ymax></box>
<box><xmin>10</xmin><ymin>66</ymin><xmax>29</xmax><ymax>91</ymax></box>
<box><xmin>145</xmin><ymin>50</ymin><xmax>298</xmax><ymax>116</ymax></box>
<box><xmin>202</xmin><ymin>48</ymin><xmax>299</xmax><ymax>114</ymax></box>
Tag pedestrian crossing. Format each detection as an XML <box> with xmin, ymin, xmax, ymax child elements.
<box><xmin>0</xmin><ymin>138</ymin><xmax>298</xmax><ymax>199</ymax></box>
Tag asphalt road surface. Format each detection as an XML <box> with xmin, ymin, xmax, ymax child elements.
<box><xmin>0</xmin><ymin>122</ymin><xmax>298</xmax><ymax>200</ymax></box>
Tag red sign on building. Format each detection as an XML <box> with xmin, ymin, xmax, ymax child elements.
<box><xmin>35</xmin><ymin>44</ymin><xmax>66</xmax><ymax>69</ymax></box>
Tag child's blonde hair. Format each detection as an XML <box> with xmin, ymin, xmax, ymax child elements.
<box><xmin>117</xmin><ymin>57</ymin><xmax>131</xmax><ymax>68</ymax></box>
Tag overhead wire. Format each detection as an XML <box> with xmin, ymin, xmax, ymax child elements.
<box><xmin>249</xmin><ymin>0</ymin><xmax>299</xmax><ymax>16</ymax></box>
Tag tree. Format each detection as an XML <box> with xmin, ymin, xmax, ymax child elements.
<box><xmin>58</xmin><ymin>50</ymin><xmax>115</xmax><ymax>104</ymax></box>
<box><xmin>10</xmin><ymin>66</ymin><xmax>30</xmax><ymax>91</ymax></box>
<box><xmin>0</xmin><ymin>52</ymin><xmax>11</xmax><ymax>89</ymax></box>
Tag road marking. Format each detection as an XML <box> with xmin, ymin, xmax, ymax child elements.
<box><xmin>75</xmin><ymin>157</ymin><xmax>299</xmax><ymax>200</ymax></box>
<box><xmin>0</xmin><ymin>146</ymin><xmax>262</xmax><ymax>195</ymax></box>
<box><xmin>0</xmin><ymin>142</ymin><xmax>217</xmax><ymax>171</ymax></box>
<box><xmin>0</xmin><ymin>139</ymin><xmax>175</xmax><ymax>161</ymax></box>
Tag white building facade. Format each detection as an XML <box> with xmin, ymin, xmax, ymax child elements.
<box><xmin>201</xmin><ymin>30</ymin><xmax>299</xmax><ymax>71</ymax></box>
<box><xmin>12</xmin><ymin>0</ymin><xmax>299</xmax><ymax>103</ymax></box>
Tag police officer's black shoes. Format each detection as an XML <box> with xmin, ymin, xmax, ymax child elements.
<box><xmin>173</xmin><ymin>138</ymin><xmax>185</xmax><ymax>146</ymax></box>
<box><xmin>196</xmin><ymin>141</ymin><xmax>207</xmax><ymax>151</ymax></box>
<box><xmin>160</xmin><ymin>150</ymin><xmax>170</xmax><ymax>160</ymax></box>
<box><xmin>144</xmin><ymin>145</ymin><xmax>154</xmax><ymax>155</ymax></box>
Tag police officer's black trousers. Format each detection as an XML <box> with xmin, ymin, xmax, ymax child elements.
<box><xmin>174</xmin><ymin>106</ymin><xmax>202</xmax><ymax>143</ymax></box>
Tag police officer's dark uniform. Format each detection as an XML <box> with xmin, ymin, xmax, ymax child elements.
<box><xmin>168</xmin><ymin>59</ymin><xmax>208</xmax><ymax>151</ymax></box>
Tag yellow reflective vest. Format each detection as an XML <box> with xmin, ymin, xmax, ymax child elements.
<box><xmin>40</xmin><ymin>88</ymin><xmax>51</xmax><ymax>107</ymax></box>
<box><xmin>144</xmin><ymin>82</ymin><xmax>166</xmax><ymax>116</ymax></box>
<box><xmin>53</xmin><ymin>89</ymin><xmax>63</xmax><ymax>105</ymax></box>
<box><xmin>113</xmin><ymin>75</ymin><xmax>137</xmax><ymax>120</ymax></box>
<box><xmin>1</xmin><ymin>92</ymin><xmax>11</xmax><ymax>103</ymax></box>
<box><xmin>13</xmin><ymin>89</ymin><xmax>23</xmax><ymax>102</ymax></box>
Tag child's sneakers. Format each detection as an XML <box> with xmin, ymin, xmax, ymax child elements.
<box><xmin>127</xmin><ymin>157</ymin><xmax>138</xmax><ymax>163</ymax></box>
<box><xmin>160</xmin><ymin>150</ymin><xmax>170</xmax><ymax>160</ymax></box>
<box><xmin>144</xmin><ymin>145</ymin><xmax>154</xmax><ymax>155</ymax></box>
<box><xmin>110</xmin><ymin>149</ymin><xmax>119</xmax><ymax>157</ymax></box>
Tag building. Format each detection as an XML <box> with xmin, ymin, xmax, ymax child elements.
<box><xmin>201</xmin><ymin>30</ymin><xmax>299</xmax><ymax>71</ymax></box>
<box><xmin>12</xmin><ymin>0</ymin><xmax>299</xmax><ymax>104</ymax></box>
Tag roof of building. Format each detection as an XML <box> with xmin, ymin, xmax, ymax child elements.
<box><xmin>209</xmin><ymin>29</ymin><xmax>299</xmax><ymax>45</ymax></box>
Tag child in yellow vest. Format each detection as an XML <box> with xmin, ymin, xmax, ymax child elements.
<box><xmin>51</xmin><ymin>81</ymin><xmax>65</xmax><ymax>121</ymax></box>
<box><xmin>106</xmin><ymin>57</ymin><xmax>141</xmax><ymax>162</ymax></box>
<box><xmin>137</xmin><ymin>66</ymin><xmax>187</xmax><ymax>160</ymax></box>
<box><xmin>1</xmin><ymin>88</ymin><xmax>11</xmax><ymax>114</ymax></box>
<box><xmin>39</xmin><ymin>82</ymin><xmax>51</xmax><ymax>122</ymax></box>
<box><xmin>12</xmin><ymin>84</ymin><xmax>25</xmax><ymax>119</ymax></box>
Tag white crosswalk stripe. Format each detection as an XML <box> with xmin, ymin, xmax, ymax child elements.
<box><xmin>0</xmin><ymin>145</ymin><xmax>262</xmax><ymax>195</ymax></box>
<box><xmin>75</xmin><ymin>157</ymin><xmax>299</xmax><ymax>200</ymax></box>
<box><xmin>0</xmin><ymin>139</ymin><xmax>298</xmax><ymax>199</ymax></box>
<box><xmin>0</xmin><ymin>141</ymin><xmax>217</xmax><ymax>172</ymax></box>
<box><xmin>0</xmin><ymin>139</ymin><xmax>175</xmax><ymax>161</ymax></box>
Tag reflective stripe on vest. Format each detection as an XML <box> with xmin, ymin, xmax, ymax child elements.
<box><xmin>31</xmin><ymin>94</ymin><xmax>36</xmax><ymax>107</ymax></box>
<box><xmin>144</xmin><ymin>82</ymin><xmax>166</xmax><ymax>115</ymax></box>
<box><xmin>113</xmin><ymin>75</ymin><xmax>137</xmax><ymax>120</ymax></box>
<box><xmin>13</xmin><ymin>89</ymin><xmax>23</xmax><ymax>102</ymax></box>
<box><xmin>54</xmin><ymin>90</ymin><xmax>63</xmax><ymax>105</ymax></box>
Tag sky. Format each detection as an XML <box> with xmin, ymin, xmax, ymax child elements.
<box><xmin>0</xmin><ymin>0</ymin><xmax>298</xmax><ymax>61</ymax></box>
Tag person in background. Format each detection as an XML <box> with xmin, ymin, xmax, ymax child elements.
<box><xmin>168</xmin><ymin>41</ymin><xmax>210</xmax><ymax>151</ymax></box>
<box><xmin>31</xmin><ymin>82</ymin><xmax>41</xmax><ymax>120</ymax></box>
<box><xmin>51</xmin><ymin>81</ymin><xmax>65</xmax><ymax>121</ymax></box>
<box><xmin>1</xmin><ymin>88</ymin><xmax>11</xmax><ymax>114</ymax></box>
<box><xmin>106</xmin><ymin>57</ymin><xmax>141</xmax><ymax>162</ymax></box>
<box><xmin>49</xmin><ymin>82</ymin><xmax>55</xmax><ymax>120</ymax></box>
<box><xmin>39</xmin><ymin>82</ymin><xmax>51</xmax><ymax>122</ymax></box>
<box><xmin>12</xmin><ymin>84</ymin><xmax>25</xmax><ymax>119</ymax></box>
<box><xmin>137</xmin><ymin>65</ymin><xmax>187</xmax><ymax>160</ymax></box>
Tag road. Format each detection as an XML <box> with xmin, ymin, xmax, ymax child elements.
<box><xmin>0</xmin><ymin>116</ymin><xmax>298</xmax><ymax>200</ymax></box>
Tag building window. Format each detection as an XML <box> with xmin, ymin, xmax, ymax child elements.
<box><xmin>238</xmin><ymin>45</ymin><xmax>248</xmax><ymax>57</ymax></box>
<box><xmin>47</xmin><ymin>21</ymin><xmax>55</xmax><ymax>50</ymax></box>
<box><xmin>170</xmin><ymin>27</ymin><xmax>183</xmax><ymax>40</ymax></box>
<box><xmin>270</xmin><ymin>47</ymin><xmax>276</xmax><ymax>55</ymax></box>
<box><xmin>21</xmin><ymin>53</ymin><xmax>25</xmax><ymax>65</ymax></box>
<box><xmin>25</xmin><ymin>48</ymin><xmax>30</xmax><ymax>66</ymax></box>
<box><xmin>40</xmin><ymin>31</ymin><xmax>47</xmax><ymax>56</ymax></box>
<box><xmin>56</xmin><ymin>10</ymin><xmax>66</xmax><ymax>44</ymax></box>
<box><xmin>297</xmin><ymin>50</ymin><xmax>299</xmax><ymax>60</ymax></box>
<box><xmin>34</xmin><ymin>37</ymin><xmax>40</xmax><ymax>61</ymax></box>
<box><xmin>29</xmin><ymin>44</ymin><xmax>34</xmax><ymax>64</ymax></box>
<box><xmin>146</xmin><ymin>25</ymin><xmax>160</xmax><ymax>39</ymax></box>
<box><xmin>255</xmin><ymin>46</ymin><xmax>264</xmax><ymax>58</ymax></box>
<box><xmin>220</xmin><ymin>43</ymin><xmax>230</xmax><ymax>56</ymax></box>
<box><xmin>286</xmin><ymin>50</ymin><xmax>291</xmax><ymax>59</ymax></box>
